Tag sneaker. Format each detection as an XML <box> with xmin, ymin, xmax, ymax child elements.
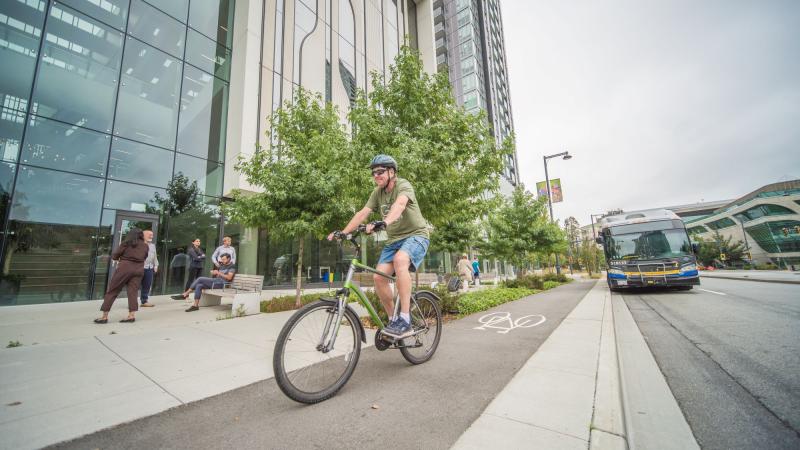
<box><xmin>382</xmin><ymin>317</ymin><xmax>413</xmax><ymax>339</ymax></box>
<box><xmin>185</xmin><ymin>305</ymin><xmax>199</xmax><ymax>312</ymax></box>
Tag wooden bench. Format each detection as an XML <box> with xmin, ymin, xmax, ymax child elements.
<box><xmin>199</xmin><ymin>274</ymin><xmax>264</xmax><ymax>316</ymax></box>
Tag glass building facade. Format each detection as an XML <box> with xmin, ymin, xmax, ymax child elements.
<box><xmin>684</xmin><ymin>180</ymin><xmax>800</xmax><ymax>268</ymax></box>
<box><xmin>433</xmin><ymin>0</ymin><xmax>518</xmax><ymax>192</ymax></box>
<box><xmin>0</xmin><ymin>0</ymin><xmax>234</xmax><ymax>305</ymax></box>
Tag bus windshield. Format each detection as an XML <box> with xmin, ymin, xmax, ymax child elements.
<box><xmin>605</xmin><ymin>220</ymin><xmax>693</xmax><ymax>260</ymax></box>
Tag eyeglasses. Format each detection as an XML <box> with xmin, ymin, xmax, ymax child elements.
<box><xmin>371</xmin><ymin>168</ymin><xmax>388</xmax><ymax>177</ymax></box>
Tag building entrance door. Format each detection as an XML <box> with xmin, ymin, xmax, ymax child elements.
<box><xmin>107</xmin><ymin>212</ymin><xmax>159</xmax><ymax>292</ymax></box>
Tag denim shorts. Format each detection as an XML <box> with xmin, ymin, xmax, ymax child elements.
<box><xmin>377</xmin><ymin>235</ymin><xmax>430</xmax><ymax>272</ymax></box>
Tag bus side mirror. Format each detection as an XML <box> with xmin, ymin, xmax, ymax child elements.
<box><xmin>691</xmin><ymin>243</ymin><xmax>699</xmax><ymax>254</ymax></box>
<box><xmin>595</xmin><ymin>236</ymin><xmax>604</xmax><ymax>245</ymax></box>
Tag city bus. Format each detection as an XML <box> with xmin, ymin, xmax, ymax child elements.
<box><xmin>596</xmin><ymin>209</ymin><xmax>700</xmax><ymax>291</ymax></box>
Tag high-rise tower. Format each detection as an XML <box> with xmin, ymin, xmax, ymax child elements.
<box><xmin>433</xmin><ymin>0</ymin><xmax>518</xmax><ymax>192</ymax></box>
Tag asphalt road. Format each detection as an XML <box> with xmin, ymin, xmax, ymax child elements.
<box><xmin>52</xmin><ymin>280</ymin><xmax>595</xmax><ymax>450</ymax></box>
<box><xmin>622</xmin><ymin>278</ymin><xmax>800</xmax><ymax>450</ymax></box>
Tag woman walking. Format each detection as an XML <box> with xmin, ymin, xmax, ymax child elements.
<box><xmin>185</xmin><ymin>238</ymin><xmax>206</xmax><ymax>290</ymax></box>
<box><xmin>456</xmin><ymin>253</ymin><xmax>474</xmax><ymax>293</ymax></box>
<box><xmin>94</xmin><ymin>228</ymin><xmax>148</xmax><ymax>323</ymax></box>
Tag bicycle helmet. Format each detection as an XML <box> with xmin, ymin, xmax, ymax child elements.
<box><xmin>369</xmin><ymin>154</ymin><xmax>398</xmax><ymax>171</ymax></box>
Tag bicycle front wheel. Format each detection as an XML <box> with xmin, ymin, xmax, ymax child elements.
<box><xmin>400</xmin><ymin>291</ymin><xmax>442</xmax><ymax>364</ymax></box>
<box><xmin>273</xmin><ymin>300</ymin><xmax>362</xmax><ymax>404</ymax></box>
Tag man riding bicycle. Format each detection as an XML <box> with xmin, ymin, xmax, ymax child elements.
<box><xmin>328</xmin><ymin>154</ymin><xmax>430</xmax><ymax>339</ymax></box>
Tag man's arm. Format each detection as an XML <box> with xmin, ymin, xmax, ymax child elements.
<box><xmin>222</xmin><ymin>270</ymin><xmax>235</xmax><ymax>282</ymax></box>
<box><xmin>329</xmin><ymin>207</ymin><xmax>372</xmax><ymax>240</ymax></box>
<box><xmin>383</xmin><ymin>195</ymin><xmax>409</xmax><ymax>225</ymax></box>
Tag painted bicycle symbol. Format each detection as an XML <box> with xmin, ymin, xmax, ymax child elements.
<box><xmin>474</xmin><ymin>312</ymin><xmax>546</xmax><ymax>334</ymax></box>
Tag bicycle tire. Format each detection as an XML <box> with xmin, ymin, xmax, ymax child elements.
<box><xmin>273</xmin><ymin>300</ymin><xmax>362</xmax><ymax>404</ymax></box>
<box><xmin>400</xmin><ymin>291</ymin><xmax>442</xmax><ymax>365</ymax></box>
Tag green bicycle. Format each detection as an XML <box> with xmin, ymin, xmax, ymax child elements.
<box><xmin>273</xmin><ymin>224</ymin><xmax>443</xmax><ymax>404</ymax></box>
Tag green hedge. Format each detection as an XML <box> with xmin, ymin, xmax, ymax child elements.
<box><xmin>260</xmin><ymin>293</ymin><xmax>326</xmax><ymax>313</ymax></box>
<box><xmin>457</xmin><ymin>287</ymin><xmax>537</xmax><ymax>315</ymax></box>
<box><xmin>543</xmin><ymin>280</ymin><xmax>559</xmax><ymax>290</ymax></box>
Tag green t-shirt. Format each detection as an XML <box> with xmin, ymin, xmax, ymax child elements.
<box><xmin>365</xmin><ymin>177</ymin><xmax>429</xmax><ymax>243</ymax></box>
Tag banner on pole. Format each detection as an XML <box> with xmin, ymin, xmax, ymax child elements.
<box><xmin>536</xmin><ymin>179</ymin><xmax>563</xmax><ymax>203</ymax></box>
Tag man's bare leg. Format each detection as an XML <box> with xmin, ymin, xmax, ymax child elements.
<box><xmin>374</xmin><ymin>263</ymin><xmax>396</xmax><ymax>318</ymax></box>
<box><xmin>393</xmin><ymin>251</ymin><xmax>412</xmax><ymax>315</ymax></box>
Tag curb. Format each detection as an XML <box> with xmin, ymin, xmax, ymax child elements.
<box><xmin>700</xmin><ymin>274</ymin><xmax>800</xmax><ymax>285</ymax></box>
<box><xmin>611</xmin><ymin>291</ymin><xmax>700</xmax><ymax>449</ymax></box>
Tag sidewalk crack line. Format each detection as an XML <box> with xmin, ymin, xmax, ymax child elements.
<box><xmin>95</xmin><ymin>336</ymin><xmax>185</xmax><ymax>405</ymax></box>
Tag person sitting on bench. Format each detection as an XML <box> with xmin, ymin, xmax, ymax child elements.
<box><xmin>171</xmin><ymin>254</ymin><xmax>236</xmax><ymax>312</ymax></box>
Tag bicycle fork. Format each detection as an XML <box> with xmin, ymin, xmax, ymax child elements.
<box><xmin>317</xmin><ymin>295</ymin><xmax>348</xmax><ymax>353</ymax></box>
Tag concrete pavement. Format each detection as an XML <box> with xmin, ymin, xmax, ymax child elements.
<box><xmin>1</xmin><ymin>278</ymin><xmax>700</xmax><ymax>449</ymax></box>
<box><xmin>453</xmin><ymin>279</ymin><xmax>699</xmax><ymax>450</ymax></box>
<box><xmin>700</xmin><ymin>269</ymin><xmax>800</xmax><ymax>284</ymax></box>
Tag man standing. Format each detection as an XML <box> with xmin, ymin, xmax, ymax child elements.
<box><xmin>171</xmin><ymin>253</ymin><xmax>236</xmax><ymax>312</ymax></box>
<box><xmin>328</xmin><ymin>155</ymin><xmax>430</xmax><ymax>339</ymax></box>
<box><xmin>472</xmin><ymin>257</ymin><xmax>481</xmax><ymax>286</ymax></box>
<box><xmin>212</xmin><ymin>236</ymin><xmax>237</xmax><ymax>268</ymax></box>
<box><xmin>140</xmin><ymin>230</ymin><xmax>158</xmax><ymax>307</ymax></box>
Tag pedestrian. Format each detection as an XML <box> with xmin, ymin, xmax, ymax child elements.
<box><xmin>456</xmin><ymin>253</ymin><xmax>474</xmax><ymax>292</ymax></box>
<box><xmin>472</xmin><ymin>256</ymin><xmax>481</xmax><ymax>286</ymax></box>
<box><xmin>171</xmin><ymin>254</ymin><xmax>236</xmax><ymax>312</ymax></box>
<box><xmin>139</xmin><ymin>230</ymin><xmax>158</xmax><ymax>307</ymax></box>
<box><xmin>94</xmin><ymin>228</ymin><xmax>148</xmax><ymax>324</ymax></box>
<box><xmin>169</xmin><ymin>247</ymin><xmax>189</xmax><ymax>289</ymax></box>
<box><xmin>185</xmin><ymin>239</ymin><xmax>205</xmax><ymax>291</ymax></box>
<box><xmin>211</xmin><ymin>236</ymin><xmax>237</xmax><ymax>268</ymax></box>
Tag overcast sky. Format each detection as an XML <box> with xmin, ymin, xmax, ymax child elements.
<box><xmin>502</xmin><ymin>0</ymin><xmax>800</xmax><ymax>227</ymax></box>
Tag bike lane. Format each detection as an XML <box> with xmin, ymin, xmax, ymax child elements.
<box><xmin>53</xmin><ymin>279</ymin><xmax>595</xmax><ymax>450</ymax></box>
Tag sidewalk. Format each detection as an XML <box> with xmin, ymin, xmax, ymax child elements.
<box><xmin>0</xmin><ymin>288</ymin><xmax>368</xmax><ymax>450</ymax></box>
<box><xmin>453</xmin><ymin>279</ymin><xmax>699</xmax><ymax>449</ymax></box>
<box><xmin>700</xmin><ymin>269</ymin><xmax>800</xmax><ymax>284</ymax></box>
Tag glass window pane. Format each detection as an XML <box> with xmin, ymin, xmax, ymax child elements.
<box><xmin>114</xmin><ymin>38</ymin><xmax>181</xmax><ymax>149</ymax></box>
<box><xmin>0</xmin><ymin>161</ymin><xmax>15</xmax><ymax>228</ymax></box>
<box><xmin>189</xmin><ymin>0</ymin><xmax>234</xmax><ymax>48</ymax></box>
<box><xmin>0</xmin><ymin>107</ymin><xmax>25</xmax><ymax>162</ymax></box>
<box><xmin>177</xmin><ymin>66</ymin><xmax>228</xmax><ymax>162</ymax></box>
<box><xmin>20</xmin><ymin>115</ymin><xmax>110</xmax><ymax>177</ymax></box>
<box><xmin>108</xmin><ymin>137</ymin><xmax>174</xmax><ymax>187</ymax></box>
<box><xmin>128</xmin><ymin>0</ymin><xmax>186</xmax><ymax>59</ymax></box>
<box><xmin>0</xmin><ymin>0</ymin><xmax>46</xmax><ymax>113</ymax></box>
<box><xmin>10</xmin><ymin>165</ymin><xmax>104</xmax><ymax>226</ymax></box>
<box><xmin>185</xmin><ymin>29</ymin><xmax>231</xmax><ymax>81</ymax></box>
<box><xmin>58</xmin><ymin>0</ymin><xmax>129</xmax><ymax>30</ymax></box>
<box><xmin>31</xmin><ymin>4</ymin><xmax>124</xmax><ymax>133</ymax></box>
<box><xmin>174</xmin><ymin>153</ymin><xmax>222</xmax><ymax>197</ymax></box>
<box><xmin>165</xmin><ymin>195</ymin><xmax>220</xmax><ymax>290</ymax></box>
<box><xmin>103</xmin><ymin>179</ymin><xmax>165</xmax><ymax>212</ymax></box>
<box><xmin>143</xmin><ymin>0</ymin><xmax>189</xmax><ymax>23</ymax></box>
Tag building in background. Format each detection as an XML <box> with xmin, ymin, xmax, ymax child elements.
<box><xmin>680</xmin><ymin>180</ymin><xmax>800</xmax><ymax>268</ymax></box>
<box><xmin>432</xmin><ymin>0</ymin><xmax>518</xmax><ymax>193</ymax></box>
<box><xmin>2</xmin><ymin>0</ymin><xmax>516</xmax><ymax>306</ymax></box>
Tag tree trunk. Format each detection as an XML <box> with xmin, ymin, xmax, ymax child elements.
<box><xmin>295</xmin><ymin>238</ymin><xmax>304</xmax><ymax>308</ymax></box>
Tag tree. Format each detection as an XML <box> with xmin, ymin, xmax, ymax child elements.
<box><xmin>348</xmin><ymin>46</ymin><xmax>510</xmax><ymax>252</ymax></box>
<box><xmin>563</xmin><ymin>216</ymin><xmax>580</xmax><ymax>271</ymax></box>
<box><xmin>482</xmin><ymin>188</ymin><xmax>566</xmax><ymax>272</ymax></box>
<box><xmin>695</xmin><ymin>231</ymin><xmax>745</xmax><ymax>267</ymax></box>
<box><xmin>577</xmin><ymin>238</ymin><xmax>604</xmax><ymax>275</ymax></box>
<box><xmin>224</xmin><ymin>88</ymin><xmax>355</xmax><ymax>307</ymax></box>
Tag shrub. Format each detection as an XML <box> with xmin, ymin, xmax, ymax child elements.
<box><xmin>261</xmin><ymin>293</ymin><xmax>326</xmax><ymax>313</ymax></box>
<box><xmin>543</xmin><ymin>280</ymin><xmax>559</xmax><ymax>290</ymax></box>
<box><xmin>543</xmin><ymin>273</ymin><xmax>570</xmax><ymax>283</ymax></box>
<box><xmin>457</xmin><ymin>287</ymin><xmax>536</xmax><ymax>315</ymax></box>
<box><xmin>502</xmin><ymin>274</ymin><xmax>544</xmax><ymax>290</ymax></box>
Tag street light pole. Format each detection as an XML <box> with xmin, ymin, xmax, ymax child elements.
<box><xmin>543</xmin><ymin>151</ymin><xmax>572</xmax><ymax>275</ymax></box>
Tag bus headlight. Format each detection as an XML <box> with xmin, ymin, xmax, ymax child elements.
<box><xmin>680</xmin><ymin>264</ymin><xmax>697</xmax><ymax>273</ymax></box>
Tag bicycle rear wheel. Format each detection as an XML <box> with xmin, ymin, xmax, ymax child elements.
<box><xmin>400</xmin><ymin>291</ymin><xmax>442</xmax><ymax>364</ymax></box>
<box><xmin>273</xmin><ymin>300</ymin><xmax>362</xmax><ymax>404</ymax></box>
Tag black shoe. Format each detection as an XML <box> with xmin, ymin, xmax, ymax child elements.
<box><xmin>120</xmin><ymin>317</ymin><xmax>135</xmax><ymax>323</ymax></box>
<box><xmin>185</xmin><ymin>305</ymin><xmax>199</xmax><ymax>312</ymax></box>
<box><xmin>171</xmin><ymin>294</ymin><xmax>187</xmax><ymax>300</ymax></box>
<box><xmin>93</xmin><ymin>318</ymin><xmax>108</xmax><ymax>324</ymax></box>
